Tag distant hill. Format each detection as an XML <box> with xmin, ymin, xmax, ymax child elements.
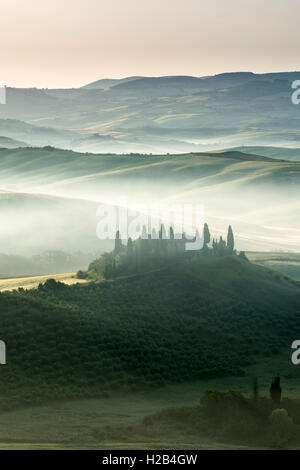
<box><xmin>0</xmin><ymin>118</ymin><xmax>75</xmax><ymax>148</ymax></box>
<box><xmin>232</xmin><ymin>146</ymin><xmax>300</xmax><ymax>162</ymax></box>
<box><xmin>0</xmin><ymin>250</ymin><xmax>98</xmax><ymax>279</ymax></box>
<box><xmin>112</xmin><ymin>75</ymin><xmax>204</xmax><ymax>93</ymax></box>
<box><xmin>247</xmin><ymin>251</ymin><xmax>300</xmax><ymax>280</ymax></box>
<box><xmin>0</xmin><ymin>255</ymin><xmax>299</xmax><ymax>410</ymax></box>
<box><xmin>82</xmin><ymin>76</ymin><xmax>145</xmax><ymax>90</ymax></box>
<box><xmin>1</xmin><ymin>71</ymin><xmax>300</xmax><ymax>153</ymax></box>
<box><xmin>0</xmin><ymin>118</ymin><xmax>128</xmax><ymax>153</ymax></box>
<box><xmin>208</xmin><ymin>150</ymin><xmax>281</xmax><ymax>162</ymax></box>
<box><xmin>0</xmin><ymin>135</ymin><xmax>28</xmax><ymax>148</ymax></box>
<box><xmin>0</xmin><ymin>190</ymin><xmax>112</xmax><ymax>256</ymax></box>
<box><xmin>0</xmin><ymin>146</ymin><xmax>299</xmax><ymax>252</ymax></box>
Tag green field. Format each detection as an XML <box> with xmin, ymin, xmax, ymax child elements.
<box><xmin>0</xmin><ymin>365</ymin><xmax>299</xmax><ymax>450</ymax></box>
<box><xmin>247</xmin><ymin>252</ymin><xmax>300</xmax><ymax>280</ymax></box>
<box><xmin>0</xmin><ymin>382</ymin><xmax>236</xmax><ymax>450</ymax></box>
<box><xmin>0</xmin><ymin>255</ymin><xmax>299</xmax><ymax>424</ymax></box>
<box><xmin>0</xmin><ymin>244</ymin><xmax>299</xmax><ymax>449</ymax></box>
<box><xmin>0</xmin><ymin>272</ymin><xmax>88</xmax><ymax>292</ymax></box>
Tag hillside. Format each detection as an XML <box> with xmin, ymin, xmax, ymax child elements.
<box><xmin>0</xmin><ymin>251</ymin><xmax>98</xmax><ymax>279</ymax></box>
<box><xmin>82</xmin><ymin>76</ymin><xmax>145</xmax><ymax>90</ymax></box>
<box><xmin>0</xmin><ymin>146</ymin><xmax>299</xmax><ymax>252</ymax></box>
<box><xmin>0</xmin><ymin>190</ymin><xmax>112</xmax><ymax>255</ymax></box>
<box><xmin>247</xmin><ymin>252</ymin><xmax>300</xmax><ymax>281</ymax></box>
<box><xmin>0</xmin><ymin>256</ymin><xmax>299</xmax><ymax>411</ymax></box>
<box><xmin>1</xmin><ymin>72</ymin><xmax>300</xmax><ymax>153</ymax></box>
<box><xmin>0</xmin><ymin>147</ymin><xmax>298</xmax><ymax>192</ymax></box>
<box><xmin>0</xmin><ymin>135</ymin><xmax>27</xmax><ymax>148</ymax></box>
<box><xmin>232</xmin><ymin>146</ymin><xmax>300</xmax><ymax>162</ymax></box>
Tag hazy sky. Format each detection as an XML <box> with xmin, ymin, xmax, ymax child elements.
<box><xmin>1</xmin><ymin>0</ymin><xmax>299</xmax><ymax>88</ymax></box>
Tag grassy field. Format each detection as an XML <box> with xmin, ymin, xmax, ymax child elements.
<box><xmin>0</xmin><ymin>257</ymin><xmax>299</xmax><ymax>449</ymax></box>
<box><xmin>0</xmin><ymin>272</ymin><xmax>88</xmax><ymax>292</ymax></box>
<box><xmin>0</xmin><ymin>383</ymin><xmax>217</xmax><ymax>450</ymax></box>
<box><xmin>0</xmin><ymin>361</ymin><xmax>299</xmax><ymax>450</ymax></box>
<box><xmin>247</xmin><ymin>252</ymin><xmax>300</xmax><ymax>280</ymax></box>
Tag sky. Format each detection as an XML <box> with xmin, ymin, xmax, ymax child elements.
<box><xmin>1</xmin><ymin>0</ymin><xmax>300</xmax><ymax>88</ymax></box>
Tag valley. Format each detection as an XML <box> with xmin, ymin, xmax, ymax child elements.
<box><xmin>0</xmin><ymin>73</ymin><xmax>300</xmax><ymax>450</ymax></box>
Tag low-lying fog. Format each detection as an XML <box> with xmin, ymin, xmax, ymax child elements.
<box><xmin>1</xmin><ymin>175</ymin><xmax>299</xmax><ymax>263</ymax></box>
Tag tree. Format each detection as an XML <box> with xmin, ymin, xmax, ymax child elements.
<box><xmin>203</xmin><ymin>223</ymin><xmax>211</xmax><ymax>246</ymax></box>
<box><xmin>127</xmin><ymin>237</ymin><xmax>133</xmax><ymax>259</ymax></box>
<box><xmin>114</xmin><ymin>230</ymin><xmax>122</xmax><ymax>254</ymax></box>
<box><xmin>159</xmin><ymin>224</ymin><xmax>167</xmax><ymax>256</ymax></box>
<box><xmin>239</xmin><ymin>251</ymin><xmax>249</xmax><ymax>262</ymax></box>
<box><xmin>159</xmin><ymin>224</ymin><xmax>167</xmax><ymax>240</ymax></box>
<box><xmin>270</xmin><ymin>376</ymin><xmax>282</xmax><ymax>405</ymax></box>
<box><xmin>227</xmin><ymin>225</ymin><xmax>234</xmax><ymax>253</ymax></box>
<box><xmin>219</xmin><ymin>236</ymin><xmax>226</xmax><ymax>256</ymax></box>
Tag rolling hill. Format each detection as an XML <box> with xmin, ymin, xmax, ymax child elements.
<box><xmin>0</xmin><ymin>146</ymin><xmax>299</xmax><ymax>252</ymax></box>
<box><xmin>0</xmin><ymin>135</ymin><xmax>27</xmax><ymax>148</ymax></box>
<box><xmin>82</xmin><ymin>76</ymin><xmax>145</xmax><ymax>90</ymax></box>
<box><xmin>232</xmin><ymin>146</ymin><xmax>300</xmax><ymax>162</ymax></box>
<box><xmin>0</xmin><ymin>146</ymin><xmax>298</xmax><ymax>190</ymax></box>
<box><xmin>247</xmin><ymin>252</ymin><xmax>300</xmax><ymax>281</ymax></box>
<box><xmin>0</xmin><ymin>255</ymin><xmax>299</xmax><ymax>411</ymax></box>
<box><xmin>0</xmin><ymin>189</ymin><xmax>112</xmax><ymax>256</ymax></box>
<box><xmin>1</xmin><ymin>72</ymin><xmax>300</xmax><ymax>153</ymax></box>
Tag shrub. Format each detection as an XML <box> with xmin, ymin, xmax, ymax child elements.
<box><xmin>200</xmin><ymin>390</ymin><xmax>268</xmax><ymax>442</ymax></box>
<box><xmin>268</xmin><ymin>408</ymin><xmax>295</xmax><ymax>448</ymax></box>
<box><xmin>77</xmin><ymin>270</ymin><xmax>88</xmax><ymax>279</ymax></box>
<box><xmin>201</xmin><ymin>389</ymin><xmax>248</xmax><ymax>422</ymax></box>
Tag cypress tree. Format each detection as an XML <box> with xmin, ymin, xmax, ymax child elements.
<box><xmin>219</xmin><ymin>236</ymin><xmax>226</xmax><ymax>256</ymax></box>
<box><xmin>270</xmin><ymin>376</ymin><xmax>282</xmax><ymax>405</ymax></box>
<box><xmin>227</xmin><ymin>225</ymin><xmax>234</xmax><ymax>253</ymax></box>
<box><xmin>203</xmin><ymin>223</ymin><xmax>211</xmax><ymax>246</ymax></box>
<box><xmin>114</xmin><ymin>230</ymin><xmax>122</xmax><ymax>254</ymax></box>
